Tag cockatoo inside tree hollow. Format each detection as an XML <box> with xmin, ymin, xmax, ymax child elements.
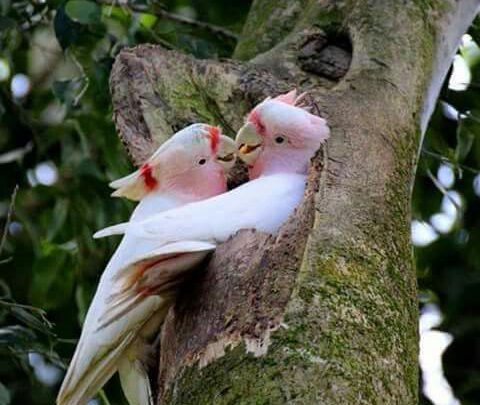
<box><xmin>56</xmin><ymin>124</ymin><xmax>236</xmax><ymax>405</ymax></box>
<box><xmin>95</xmin><ymin>89</ymin><xmax>330</xmax><ymax>247</ymax></box>
<box><xmin>91</xmin><ymin>89</ymin><xmax>330</xmax><ymax>396</ymax></box>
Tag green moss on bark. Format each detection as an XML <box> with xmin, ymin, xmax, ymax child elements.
<box><xmin>234</xmin><ymin>0</ymin><xmax>310</xmax><ymax>60</ymax></box>
<box><xmin>163</xmin><ymin>244</ymin><xmax>417</xmax><ymax>405</ymax></box>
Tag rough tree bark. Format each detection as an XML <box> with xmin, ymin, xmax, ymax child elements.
<box><xmin>109</xmin><ymin>1</ymin><xmax>479</xmax><ymax>404</ymax></box>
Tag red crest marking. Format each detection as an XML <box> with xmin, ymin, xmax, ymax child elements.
<box><xmin>140</xmin><ymin>163</ymin><xmax>158</xmax><ymax>191</ymax></box>
<box><xmin>247</xmin><ymin>110</ymin><xmax>266</xmax><ymax>135</ymax></box>
<box><xmin>209</xmin><ymin>126</ymin><xmax>220</xmax><ymax>153</ymax></box>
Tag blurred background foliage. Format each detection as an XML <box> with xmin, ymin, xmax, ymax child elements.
<box><xmin>0</xmin><ymin>1</ymin><xmax>250</xmax><ymax>404</ymax></box>
<box><xmin>0</xmin><ymin>1</ymin><xmax>478</xmax><ymax>404</ymax></box>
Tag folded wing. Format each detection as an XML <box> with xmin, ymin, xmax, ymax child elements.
<box><xmin>57</xmin><ymin>241</ymin><xmax>215</xmax><ymax>405</ymax></box>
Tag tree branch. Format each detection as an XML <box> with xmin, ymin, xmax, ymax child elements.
<box><xmin>99</xmin><ymin>1</ymin><xmax>238</xmax><ymax>42</ymax></box>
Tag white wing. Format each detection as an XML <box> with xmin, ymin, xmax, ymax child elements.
<box><xmin>57</xmin><ymin>237</ymin><xmax>214</xmax><ymax>405</ymax></box>
<box><xmin>93</xmin><ymin>194</ymin><xmax>180</xmax><ymax>239</ymax></box>
<box><xmin>121</xmin><ymin>173</ymin><xmax>307</xmax><ymax>249</ymax></box>
<box><xmin>58</xmin><ymin>189</ymin><xmax>210</xmax><ymax>405</ymax></box>
<box><xmin>58</xmin><ymin>173</ymin><xmax>306</xmax><ymax>405</ymax></box>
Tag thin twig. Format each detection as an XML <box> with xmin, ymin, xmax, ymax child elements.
<box><xmin>99</xmin><ymin>389</ymin><xmax>112</xmax><ymax>405</ymax></box>
<box><xmin>0</xmin><ymin>185</ymin><xmax>19</xmax><ymax>257</ymax></box>
<box><xmin>0</xmin><ymin>257</ymin><xmax>12</xmax><ymax>265</ymax></box>
<box><xmin>67</xmin><ymin>50</ymin><xmax>90</xmax><ymax>107</ymax></box>
<box><xmin>0</xmin><ymin>300</ymin><xmax>53</xmax><ymax>328</ymax></box>
<box><xmin>56</xmin><ymin>338</ymin><xmax>78</xmax><ymax>345</ymax></box>
<box><xmin>98</xmin><ymin>0</ymin><xmax>238</xmax><ymax>41</ymax></box>
<box><xmin>421</xmin><ymin>148</ymin><xmax>480</xmax><ymax>174</ymax></box>
<box><xmin>150</xmin><ymin>5</ymin><xmax>238</xmax><ymax>42</ymax></box>
<box><xmin>426</xmin><ymin>168</ymin><xmax>462</xmax><ymax>214</ymax></box>
<box><xmin>137</xmin><ymin>19</ymin><xmax>175</xmax><ymax>49</ymax></box>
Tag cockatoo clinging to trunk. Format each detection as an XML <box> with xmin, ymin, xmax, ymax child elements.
<box><xmin>56</xmin><ymin>124</ymin><xmax>236</xmax><ymax>405</ymax></box>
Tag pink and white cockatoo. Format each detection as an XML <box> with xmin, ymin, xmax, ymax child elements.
<box><xmin>91</xmin><ymin>87</ymin><xmax>330</xmax><ymax>353</ymax></box>
<box><xmin>56</xmin><ymin>124</ymin><xmax>236</xmax><ymax>405</ymax></box>
<box><xmin>95</xmin><ymin>90</ymin><xmax>329</xmax><ymax>248</ymax></box>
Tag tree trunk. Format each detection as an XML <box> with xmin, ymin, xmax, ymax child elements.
<box><xmin>109</xmin><ymin>1</ymin><xmax>480</xmax><ymax>404</ymax></box>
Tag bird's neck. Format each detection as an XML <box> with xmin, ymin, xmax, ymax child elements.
<box><xmin>129</xmin><ymin>178</ymin><xmax>227</xmax><ymax>222</ymax></box>
<box><xmin>129</xmin><ymin>193</ymin><xmax>184</xmax><ymax>222</ymax></box>
<box><xmin>163</xmin><ymin>168</ymin><xmax>227</xmax><ymax>201</ymax></box>
<box><xmin>248</xmin><ymin>149</ymin><xmax>309</xmax><ymax>179</ymax></box>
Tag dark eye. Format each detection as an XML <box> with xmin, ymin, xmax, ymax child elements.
<box><xmin>275</xmin><ymin>135</ymin><xmax>286</xmax><ymax>144</ymax></box>
<box><xmin>198</xmin><ymin>158</ymin><xmax>207</xmax><ymax>165</ymax></box>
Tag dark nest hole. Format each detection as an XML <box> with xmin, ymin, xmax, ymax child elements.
<box><xmin>298</xmin><ymin>31</ymin><xmax>352</xmax><ymax>81</ymax></box>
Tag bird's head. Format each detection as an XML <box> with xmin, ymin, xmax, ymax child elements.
<box><xmin>110</xmin><ymin>123</ymin><xmax>236</xmax><ymax>201</ymax></box>
<box><xmin>235</xmin><ymin>90</ymin><xmax>330</xmax><ymax>179</ymax></box>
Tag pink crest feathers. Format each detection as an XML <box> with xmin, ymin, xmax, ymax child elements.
<box><xmin>247</xmin><ymin>110</ymin><xmax>266</xmax><ymax>135</ymax></box>
<box><xmin>272</xmin><ymin>89</ymin><xmax>308</xmax><ymax>107</ymax></box>
<box><xmin>246</xmin><ymin>89</ymin><xmax>325</xmax><ymax>142</ymax></box>
<box><xmin>247</xmin><ymin>90</ymin><xmax>310</xmax><ymax>132</ymax></box>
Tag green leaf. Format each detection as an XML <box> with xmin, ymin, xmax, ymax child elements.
<box><xmin>11</xmin><ymin>305</ymin><xmax>52</xmax><ymax>335</ymax></box>
<box><xmin>65</xmin><ymin>0</ymin><xmax>101</xmax><ymax>25</ymax></box>
<box><xmin>52</xmin><ymin>78</ymin><xmax>86</xmax><ymax>107</ymax></box>
<box><xmin>455</xmin><ymin>117</ymin><xmax>476</xmax><ymax>163</ymax></box>
<box><xmin>460</xmin><ymin>35</ymin><xmax>480</xmax><ymax>67</ymax></box>
<box><xmin>0</xmin><ymin>17</ymin><xmax>16</xmax><ymax>31</ymax></box>
<box><xmin>75</xmin><ymin>158</ymin><xmax>104</xmax><ymax>180</ymax></box>
<box><xmin>29</xmin><ymin>243</ymin><xmax>75</xmax><ymax>310</ymax></box>
<box><xmin>75</xmin><ymin>282</ymin><xmax>94</xmax><ymax>325</ymax></box>
<box><xmin>0</xmin><ymin>280</ymin><xmax>11</xmax><ymax>299</ymax></box>
<box><xmin>138</xmin><ymin>13</ymin><xmax>157</xmax><ymax>29</ymax></box>
<box><xmin>54</xmin><ymin>5</ymin><xmax>83</xmax><ymax>49</ymax></box>
<box><xmin>0</xmin><ymin>325</ymin><xmax>36</xmax><ymax>353</ymax></box>
<box><xmin>0</xmin><ymin>381</ymin><xmax>11</xmax><ymax>405</ymax></box>
<box><xmin>425</xmin><ymin>127</ymin><xmax>454</xmax><ymax>160</ymax></box>
<box><xmin>47</xmin><ymin>199</ymin><xmax>69</xmax><ymax>241</ymax></box>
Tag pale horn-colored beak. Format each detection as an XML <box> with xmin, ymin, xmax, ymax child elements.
<box><xmin>215</xmin><ymin>135</ymin><xmax>237</xmax><ymax>172</ymax></box>
<box><xmin>235</xmin><ymin>122</ymin><xmax>263</xmax><ymax>166</ymax></box>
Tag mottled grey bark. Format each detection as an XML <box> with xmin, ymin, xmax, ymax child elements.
<box><xmin>109</xmin><ymin>1</ymin><xmax>480</xmax><ymax>404</ymax></box>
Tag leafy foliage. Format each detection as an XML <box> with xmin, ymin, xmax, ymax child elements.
<box><xmin>0</xmin><ymin>1</ymin><xmax>250</xmax><ymax>404</ymax></box>
<box><xmin>414</xmin><ymin>31</ymin><xmax>480</xmax><ymax>405</ymax></box>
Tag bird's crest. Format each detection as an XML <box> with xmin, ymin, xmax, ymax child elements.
<box><xmin>272</xmin><ymin>89</ymin><xmax>308</xmax><ymax>107</ymax></box>
<box><xmin>109</xmin><ymin>160</ymin><xmax>159</xmax><ymax>201</ymax></box>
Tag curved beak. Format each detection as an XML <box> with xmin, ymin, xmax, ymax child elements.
<box><xmin>215</xmin><ymin>135</ymin><xmax>237</xmax><ymax>172</ymax></box>
<box><xmin>235</xmin><ymin>122</ymin><xmax>263</xmax><ymax>166</ymax></box>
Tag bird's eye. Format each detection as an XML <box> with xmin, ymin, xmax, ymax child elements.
<box><xmin>198</xmin><ymin>158</ymin><xmax>207</xmax><ymax>165</ymax></box>
<box><xmin>275</xmin><ymin>135</ymin><xmax>286</xmax><ymax>144</ymax></box>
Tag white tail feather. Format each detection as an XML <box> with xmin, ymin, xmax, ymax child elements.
<box><xmin>118</xmin><ymin>357</ymin><xmax>153</xmax><ymax>405</ymax></box>
<box><xmin>93</xmin><ymin>223</ymin><xmax>129</xmax><ymax>239</ymax></box>
<box><xmin>57</xmin><ymin>332</ymin><xmax>134</xmax><ymax>405</ymax></box>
